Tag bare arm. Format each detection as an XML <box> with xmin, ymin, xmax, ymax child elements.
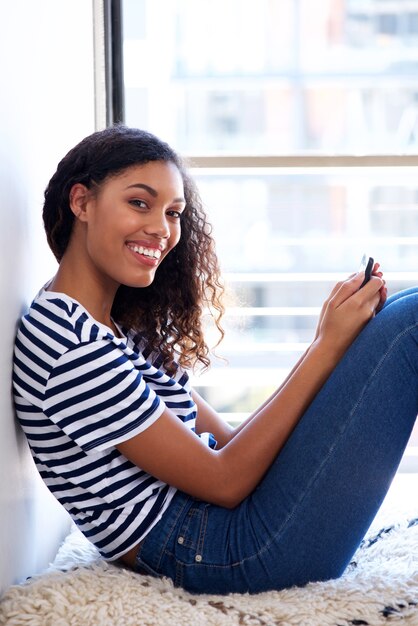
<box><xmin>226</xmin><ymin>263</ymin><xmax>386</xmax><ymax>439</ymax></box>
<box><xmin>192</xmin><ymin>390</ymin><xmax>234</xmax><ymax>448</ymax></box>
<box><xmin>117</xmin><ymin>271</ymin><xmax>383</xmax><ymax>509</ymax></box>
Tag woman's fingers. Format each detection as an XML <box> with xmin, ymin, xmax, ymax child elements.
<box><xmin>316</xmin><ymin>264</ymin><xmax>385</xmax><ymax>340</ymax></box>
<box><xmin>320</xmin><ymin>274</ymin><xmax>383</xmax><ymax>340</ymax></box>
<box><xmin>369</xmin><ymin>261</ymin><xmax>387</xmax><ymax>311</ymax></box>
<box><xmin>354</xmin><ymin>275</ymin><xmax>385</xmax><ymax>313</ymax></box>
<box><xmin>330</xmin><ymin>271</ymin><xmax>372</xmax><ymax>307</ymax></box>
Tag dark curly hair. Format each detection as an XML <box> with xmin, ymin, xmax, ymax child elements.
<box><xmin>43</xmin><ymin>125</ymin><xmax>224</xmax><ymax>372</ymax></box>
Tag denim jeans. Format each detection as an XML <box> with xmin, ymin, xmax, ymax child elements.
<box><xmin>134</xmin><ymin>288</ymin><xmax>418</xmax><ymax>594</ymax></box>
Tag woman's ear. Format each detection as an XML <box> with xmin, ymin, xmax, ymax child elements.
<box><xmin>69</xmin><ymin>183</ymin><xmax>91</xmax><ymax>221</ymax></box>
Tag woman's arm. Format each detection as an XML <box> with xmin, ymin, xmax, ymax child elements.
<box><xmin>192</xmin><ymin>390</ymin><xmax>234</xmax><ymax>448</ymax></box>
<box><xmin>117</xmin><ymin>271</ymin><xmax>383</xmax><ymax>509</ymax></box>
<box><xmin>221</xmin><ymin>262</ymin><xmax>387</xmax><ymax>440</ymax></box>
<box><xmin>192</xmin><ymin>348</ymin><xmax>311</xmax><ymax>447</ymax></box>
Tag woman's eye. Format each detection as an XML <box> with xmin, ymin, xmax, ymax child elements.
<box><xmin>129</xmin><ymin>199</ymin><xmax>147</xmax><ymax>209</ymax></box>
<box><xmin>167</xmin><ymin>209</ymin><xmax>183</xmax><ymax>219</ymax></box>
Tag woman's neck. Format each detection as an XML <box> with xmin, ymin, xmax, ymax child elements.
<box><xmin>48</xmin><ymin>255</ymin><xmax>118</xmax><ymax>331</ymax></box>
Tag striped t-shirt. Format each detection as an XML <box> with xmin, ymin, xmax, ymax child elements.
<box><xmin>12</xmin><ymin>287</ymin><xmax>216</xmax><ymax>560</ymax></box>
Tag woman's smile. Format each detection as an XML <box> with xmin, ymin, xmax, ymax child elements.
<box><xmin>126</xmin><ymin>240</ymin><xmax>164</xmax><ymax>266</ymax></box>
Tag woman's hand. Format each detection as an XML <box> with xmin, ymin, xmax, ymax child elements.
<box><xmin>372</xmin><ymin>262</ymin><xmax>387</xmax><ymax>312</ymax></box>
<box><xmin>315</xmin><ymin>262</ymin><xmax>386</xmax><ymax>341</ymax></box>
<box><xmin>314</xmin><ymin>275</ymin><xmax>354</xmax><ymax>341</ymax></box>
<box><xmin>315</xmin><ymin>267</ymin><xmax>384</xmax><ymax>356</ymax></box>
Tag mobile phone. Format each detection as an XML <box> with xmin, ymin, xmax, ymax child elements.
<box><xmin>358</xmin><ymin>254</ymin><xmax>374</xmax><ymax>288</ymax></box>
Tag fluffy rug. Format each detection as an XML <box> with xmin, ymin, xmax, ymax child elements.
<box><xmin>1</xmin><ymin>500</ymin><xmax>418</xmax><ymax>625</ymax></box>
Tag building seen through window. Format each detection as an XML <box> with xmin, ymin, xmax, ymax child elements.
<box><xmin>122</xmin><ymin>0</ymin><xmax>418</xmax><ymax>462</ymax></box>
<box><xmin>123</xmin><ymin>0</ymin><xmax>418</xmax><ymax>155</ymax></box>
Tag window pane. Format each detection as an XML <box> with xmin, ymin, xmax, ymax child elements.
<box><xmin>191</xmin><ymin>167</ymin><xmax>418</xmax><ymax>422</ymax></box>
<box><xmin>195</xmin><ymin>166</ymin><xmax>418</xmax><ymax>274</ymax></box>
<box><xmin>123</xmin><ymin>0</ymin><xmax>418</xmax><ymax>155</ymax></box>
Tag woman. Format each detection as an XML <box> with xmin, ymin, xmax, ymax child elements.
<box><xmin>13</xmin><ymin>125</ymin><xmax>418</xmax><ymax>595</ymax></box>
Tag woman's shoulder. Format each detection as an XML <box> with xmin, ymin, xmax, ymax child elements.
<box><xmin>18</xmin><ymin>286</ymin><xmax>119</xmax><ymax>352</ymax></box>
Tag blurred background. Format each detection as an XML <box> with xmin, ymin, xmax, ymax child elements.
<box><xmin>120</xmin><ymin>0</ymin><xmax>418</xmax><ymax>462</ymax></box>
<box><xmin>5</xmin><ymin>0</ymin><xmax>416</xmax><ymax>591</ymax></box>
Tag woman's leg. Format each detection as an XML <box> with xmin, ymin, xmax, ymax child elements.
<box><xmin>234</xmin><ymin>289</ymin><xmax>418</xmax><ymax>591</ymax></box>
<box><xmin>384</xmin><ymin>286</ymin><xmax>418</xmax><ymax>308</ymax></box>
<box><xmin>137</xmin><ymin>290</ymin><xmax>418</xmax><ymax>594</ymax></box>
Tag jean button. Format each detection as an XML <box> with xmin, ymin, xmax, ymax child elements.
<box><xmin>195</xmin><ymin>554</ymin><xmax>202</xmax><ymax>563</ymax></box>
<box><xmin>177</xmin><ymin>536</ymin><xmax>184</xmax><ymax>545</ymax></box>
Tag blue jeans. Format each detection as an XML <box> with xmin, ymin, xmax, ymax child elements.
<box><xmin>134</xmin><ymin>288</ymin><xmax>418</xmax><ymax>594</ymax></box>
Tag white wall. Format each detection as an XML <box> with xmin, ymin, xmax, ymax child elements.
<box><xmin>0</xmin><ymin>0</ymin><xmax>96</xmax><ymax>593</ymax></box>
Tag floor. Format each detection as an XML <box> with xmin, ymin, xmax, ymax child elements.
<box><xmin>370</xmin><ymin>472</ymin><xmax>418</xmax><ymax>531</ymax></box>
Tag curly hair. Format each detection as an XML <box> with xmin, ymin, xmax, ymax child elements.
<box><xmin>43</xmin><ymin>125</ymin><xmax>224</xmax><ymax>373</ymax></box>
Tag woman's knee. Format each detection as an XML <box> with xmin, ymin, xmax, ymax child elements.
<box><xmin>377</xmin><ymin>290</ymin><xmax>418</xmax><ymax>331</ymax></box>
<box><xmin>383</xmin><ymin>286</ymin><xmax>418</xmax><ymax>309</ymax></box>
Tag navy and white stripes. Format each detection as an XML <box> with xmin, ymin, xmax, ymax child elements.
<box><xmin>13</xmin><ymin>287</ymin><xmax>215</xmax><ymax>560</ymax></box>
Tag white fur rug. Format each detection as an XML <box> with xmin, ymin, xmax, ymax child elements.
<box><xmin>1</xmin><ymin>481</ymin><xmax>418</xmax><ymax>626</ymax></box>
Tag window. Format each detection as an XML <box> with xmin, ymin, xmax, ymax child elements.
<box><xmin>122</xmin><ymin>0</ymin><xmax>418</xmax><ymax>155</ymax></box>
<box><xmin>120</xmin><ymin>0</ymin><xmax>418</xmax><ymax>469</ymax></box>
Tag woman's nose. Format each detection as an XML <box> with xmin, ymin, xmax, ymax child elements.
<box><xmin>143</xmin><ymin>212</ymin><xmax>170</xmax><ymax>238</ymax></box>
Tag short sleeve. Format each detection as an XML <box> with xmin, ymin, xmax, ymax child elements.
<box><xmin>196</xmin><ymin>431</ymin><xmax>217</xmax><ymax>449</ymax></box>
<box><xmin>42</xmin><ymin>339</ymin><xmax>164</xmax><ymax>453</ymax></box>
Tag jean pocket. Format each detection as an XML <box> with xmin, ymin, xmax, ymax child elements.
<box><xmin>175</xmin><ymin>501</ymin><xmax>209</xmax><ymax>562</ymax></box>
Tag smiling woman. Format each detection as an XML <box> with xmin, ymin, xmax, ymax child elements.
<box><xmin>54</xmin><ymin>161</ymin><xmax>185</xmax><ymax>293</ymax></box>
<box><xmin>11</xmin><ymin>124</ymin><xmax>418</xmax><ymax>595</ymax></box>
<box><xmin>41</xmin><ymin>126</ymin><xmax>224</xmax><ymax>373</ymax></box>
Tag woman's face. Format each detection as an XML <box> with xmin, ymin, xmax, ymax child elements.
<box><xmin>74</xmin><ymin>160</ymin><xmax>185</xmax><ymax>291</ymax></box>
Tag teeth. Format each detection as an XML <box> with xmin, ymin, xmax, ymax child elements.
<box><xmin>129</xmin><ymin>244</ymin><xmax>161</xmax><ymax>259</ymax></box>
